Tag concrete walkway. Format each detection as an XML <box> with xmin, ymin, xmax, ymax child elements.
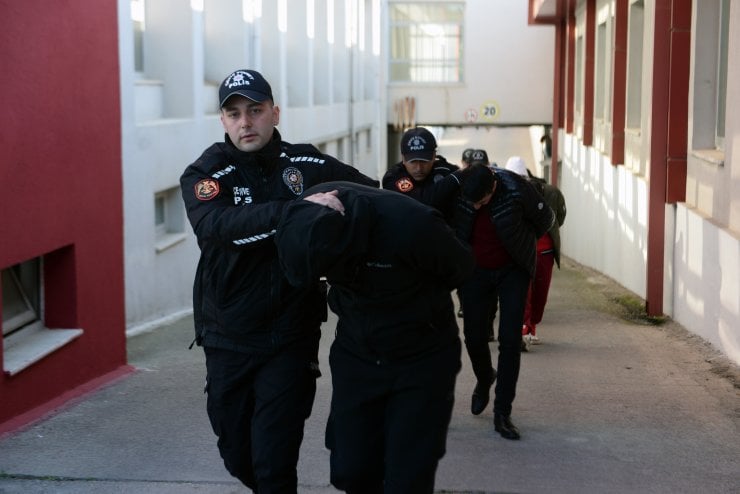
<box><xmin>0</xmin><ymin>258</ymin><xmax>738</xmax><ymax>493</ymax></box>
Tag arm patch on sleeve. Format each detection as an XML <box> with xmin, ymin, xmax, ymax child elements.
<box><xmin>194</xmin><ymin>179</ymin><xmax>220</xmax><ymax>200</ymax></box>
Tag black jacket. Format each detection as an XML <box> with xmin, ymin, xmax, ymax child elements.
<box><xmin>276</xmin><ymin>182</ymin><xmax>475</xmax><ymax>362</ymax></box>
<box><xmin>180</xmin><ymin>130</ymin><xmax>378</xmax><ymax>353</ymax></box>
<box><xmin>528</xmin><ymin>176</ymin><xmax>567</xmax><ymax>267</ymax></box>
<box><xmin>382</xmin><ymin>156</ymin><xmax>461</xmax><ymax>220</ymax></box>
<box><xmin>455</xmin><ymin>169</ymin><xmax>555</xmax><ymax>278</ymax></box>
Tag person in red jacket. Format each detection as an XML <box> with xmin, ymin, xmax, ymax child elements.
<box><xmin>504</xmin><ymin>156</ymin><xmax>567</xmax><ymax>350</ymax></box>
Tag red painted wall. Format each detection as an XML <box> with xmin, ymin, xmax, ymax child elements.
<box><xmin>0</xmin><ymin>0</ymin><xmax>128</xmax><ymax>429</ymax></box>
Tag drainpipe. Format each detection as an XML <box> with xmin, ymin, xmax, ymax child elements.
<box><xmin>646</xmin><ymin>0</ymin><xmax>671</xmax><ymax>316</ymax></box>
<box><xmin>646</xmin><ymin>0</ymin><xmax>691</xmax><ymax>316</ymax></box>
<box><xmin>550</xmin><ymin>16</ymin><xmax>565</xmax><ymax>185</ymax></box>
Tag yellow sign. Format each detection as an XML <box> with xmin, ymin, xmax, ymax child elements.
<box><xmin>479</xmin><ymin>100</ymin><xmax>500</xmax><ymax>122</ymax></box>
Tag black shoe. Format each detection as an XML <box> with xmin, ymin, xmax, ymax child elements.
<box><xmin>470</xmin><ymin>369</ymin><xmax>497</xmax><ymax>415</ymax></box>
<box><xmin>494</xmin><ymin>413</ymin><xmax>521</xmax><ymax>440</ymax></box>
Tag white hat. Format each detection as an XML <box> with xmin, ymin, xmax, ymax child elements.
<box><xmin>505</xmin><ymin>156</ymin><xmax>528</xmax><ymax>176</ymax></box>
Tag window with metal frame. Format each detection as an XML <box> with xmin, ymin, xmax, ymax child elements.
<box><xmin>154</xmin><ymin>187</ymin><xmax>187</xmax><ymax>253</ymax></box>
<box><xmin>389</xmin><ymin>2</ymin><xmax>464</xmax><ymax>83</ymax></box>
<box><xmin>691</xmin><ymin>0</ymin><xmax>728</xmax><ymax>155</ymax></box>
<box><xmin>2</xmin><ymin>259</ymin><xmax>41</xmax><ymax>337</ymax></box>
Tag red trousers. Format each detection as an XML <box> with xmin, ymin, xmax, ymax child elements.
<box><xmin>522</xmin><ymin>251</ymin><xmax>555</xmax><ymax>335</ymax></box>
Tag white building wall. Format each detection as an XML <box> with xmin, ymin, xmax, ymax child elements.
<box><xmin>559</xmin><ymin>0</ymin><xmax>739</xmax><ymax>365</ymax></box>
<box><xmin>558</xmin><ymin>134</ymin><xmax>649</xmax><ymax>300</ymax></box>
<box><xmin>559</xmin><ymin>0</ymin><xmax>654</xmax><ymax>305</ymax></box>
<box><xmin>673</xmin><ymin>0</ymin><xmax>740</xmax><ymax>364</ymax></box>
<box><xmin>119</xmin><ymin>0</ymin><xmax>384</xmax><ymax>333</ymax></box>
<box><xmin>673</xmin><ymin>205</ymin><xmax>740</xmax><ymax>363</ymax></box>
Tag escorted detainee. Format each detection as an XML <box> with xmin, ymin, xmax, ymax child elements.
<box><xmin>455</xmin><ymin>164</ymin><xmax>554</xmax><ymax>440</ymax></box>
<box><xmin>276</xmin><ymin>181</ymin><xmax>475</xmax><ymax>493</ymax></box>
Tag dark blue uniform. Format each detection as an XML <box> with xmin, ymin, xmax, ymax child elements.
<box><xmin>180</xmin><ymin>131</ymin><xmax>377</xmax><ymax>491</ymax></box>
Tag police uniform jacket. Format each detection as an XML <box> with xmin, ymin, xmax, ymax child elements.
<box><xmin>381</xmin><ymin>156</ymin><xmax>461</xmax><ymax>219</ymax></box>
<box><xmin>276</xmin><ymin>182</ymin><xmax>475</xmax><ymax>362</ymax></box>
<box><xmin>454</xmin><ymin>169</ymin><xmax>555</xmax><ymax>278</ymax></box>
<box><xmin>180</xmin><ymin>130</ymin><xmax>378</xmax><ymax>353</ymax></box>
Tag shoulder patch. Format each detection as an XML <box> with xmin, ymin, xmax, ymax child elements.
<box><xmin>396</xmin><ymin>177</ymin><xmax>414</xmax><ymax>193</ymax></box>
<box><xmin>194</xmin><ymin>179</ymin><xmax>220</xmax><ymax>201</ymax></box>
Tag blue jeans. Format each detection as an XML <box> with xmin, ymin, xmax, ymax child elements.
<box><xmin>460</xmin><ymin>263</ymin><xmax>530</xmax><ymax>416</ymax></box>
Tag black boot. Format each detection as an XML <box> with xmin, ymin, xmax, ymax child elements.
<box><xmin>470</xmin><ymin>369</ymin><xmax>497</xmax><ymax>415</ymax></box>
<box><xmin>494</xmin><ymin>413</ymin><xmax>521</xmax><ymax>440</ymax></box>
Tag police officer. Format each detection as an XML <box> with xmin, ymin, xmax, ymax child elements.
<box><xmin>180</xmin><ymin>69</ymin><xmax>378</xmax><ymax>492</ymax></box>
<box><xmin>276</xmin><ymin>182</ymin><xmax>475</xmax><ymax>493</ymax></box>
<box><xmin>382</xmin><ymin>127</ymin><xmax>461</xmax><ymax>220</ymax></box>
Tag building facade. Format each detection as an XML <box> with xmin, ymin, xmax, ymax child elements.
<box><xmin>0</xmin><ymin>0</ymin><xmax>128</xmax><ymax>430</ymax></box>
<box><xmin>1</xmin><ymin>0</ymin><xmax>385</xmax><ymax>433</ymax></box>
<box><xmin>385</xmin><ymin>1</ymin><xmax>555</xmax><ymax>166</ymax></box>
<box><xmin>531</xmin><ymin>0</ymin><xmax>739</xmax><ymax>364</ymax></box>
<box><xmin>120</xmin><ymin>0</ymin><xmax>385</xmax><ymax>335</ymax></box>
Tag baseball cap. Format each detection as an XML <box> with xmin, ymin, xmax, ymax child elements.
<box><xmin>219</xmin><ymin>69</ymin><xmax>274</xmax><ymax>107</ymax></box>
<box><xmin>401</xmin><ymin>127</ymin><xmax>437</xmax><ymax>162</ymax></box>
<box><xmin>469</xmin><ymin>149</ymin><xmax>489</xmax><ymax>166</ymax></box>
<box><xmin>462</xmin><ymin>148</ymin><xmax>475</xmax><ymax>163</ymax></box>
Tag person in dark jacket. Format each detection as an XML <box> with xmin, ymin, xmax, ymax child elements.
<box><xmin>179</xmin><ymin>69</ymin><xmax>378</xmax><ymax>493</ymax></box>
<box><xmin>275</xmin><ymin>181</ymin><xmax>475</xmax><ymax>493</ymax></box>
<box><xmin>505</xmin><ymin>156</ymin><xmax>567</xmax><ymax>348</ymax></box>
<box><xmin>459</xmin><ymin>148</ymin><xmax>498</xmax><ymax>334</ymax></box>
<box><xmin>382</xmin><ymin>126</ymin><xmax>461</xmax><ymax>220</ymax></box>
<box><xmin>455</xmin><ymin>164</ymin><xmax>554</xmax><ymax>440</ymax></box>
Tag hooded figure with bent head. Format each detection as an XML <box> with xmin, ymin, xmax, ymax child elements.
<box><xmin>276</xmin><ymin>182</ymin><xmax>474</xmax><ymax>493</ymax></box>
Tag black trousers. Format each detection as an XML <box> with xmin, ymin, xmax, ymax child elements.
<box><xmin>460</xmin><ymin>263</ymin><xmax>529</xmax><ymax>416</ymax></box>
<box><xmin>326</xmin><ymin>339</ymin><xmax>461</xmax><ymax>494</ymax></box>
<box><xmin>204</xmin><ymin>340</ymin><xmax>319</xmax><ymax>493</ymax></box>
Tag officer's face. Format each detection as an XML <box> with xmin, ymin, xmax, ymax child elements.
<box><xmin>221</xmin><ymin>96</ymin><xmax>280</xmax><ymax>153</ymax></box>
<box><xmin>402</xmin><ymin>156</ymin><xmax>436</xmax><ymax>181</ymax></box>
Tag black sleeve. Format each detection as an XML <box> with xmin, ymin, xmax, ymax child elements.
<box><xmin>383</xmin><ymin>165</ymin><xmax>462</xmax><ymax>214</ymax></box>
<box><xmin>551</xmin><ymin>185</ymin><xmax>567</xmax><ymax>227</ymax></box>
<box><xmin>382</xmin><ymin>164</ymin><xmax>404</xmax><ymax>191</ymax></box>
<box><xmin>321</xmin><ymin>155</ymin><xmax>379</xmax><ymax>188</ymax></box>
<box><xmin>522</xmin><ymin>180</ymin><xmax>555</xmax><ymax>238</ymax></box>
<box><xmin>403</xmin><ymin>208</ymin><xmax>475</xmax><ymax>289</ymax></box>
